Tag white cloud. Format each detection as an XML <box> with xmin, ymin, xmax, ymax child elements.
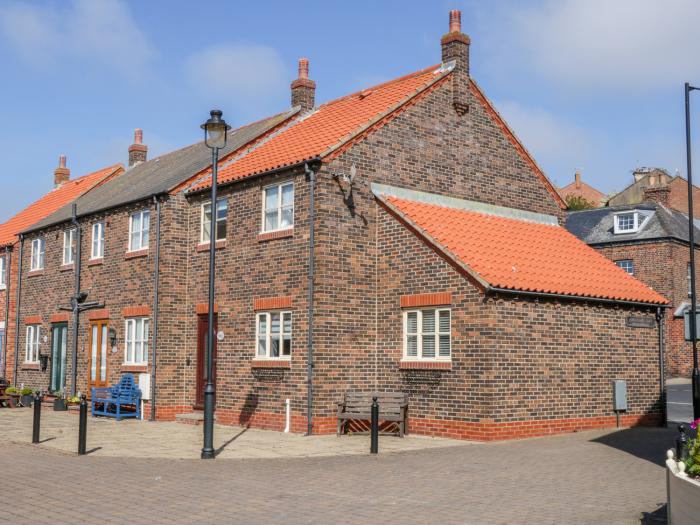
<box><xmin>0</xmin><ymin>0</ymin><xmax>156</xmax><ymax>78</ymax></box>
<box><xmin>185</xmin><ymin>44</ymin><xmax>288</xmax><ymax>104</ymax></box>
<box><xmin>503</xmin><ymin>0</ymin><xmax>700</xmax><ymax>92</ymax></box>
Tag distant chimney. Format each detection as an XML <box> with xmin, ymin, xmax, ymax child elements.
<box><xmin>574</xmin><ymin>170</ymin><xmax>582</xmax><ymax>189</ymax></box>
<box><xmin>291</xmin><ymin>58</ymin><xmax>316</xmax><ymax>112</ymax></box>
<box><xmin>441</xmin><ymin>10</ymin><xmax>470</xmax><ymax>115</ymax></box>
<box><xmin>643</xmin><ymin>185</ymin><xmax>671</xmax><ymax>206</ymax></box>
<box><xmin>54</xmin><ymin>155</ymin><xmax>70</xmax><ymax>188</ymax></box>
<box><xmin>128</xmin><ymin>128</ymin><xmax>148</xmax><ymax>167</ymax></box>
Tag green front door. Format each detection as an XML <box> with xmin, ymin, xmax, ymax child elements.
<box><xmin>50</xmin><ymin>324</ymin><xmax>68</xmax><ymax>393</ymax></box>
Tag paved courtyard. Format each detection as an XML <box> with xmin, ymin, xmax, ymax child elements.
<box><xmin>0</xmin><ymin>407</ymin><xmax>675</xmax><ymax>524</ymax></box>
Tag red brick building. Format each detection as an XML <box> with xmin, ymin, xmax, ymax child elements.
<box><xmin>11</xmin><ymin>11</ymin><xmax>668</xmax><ymax>440</ymax></box>
<box><xmin>558</xmin><ymin>170</ymin><xmax>606</xmax><ymax>207</ymax></box>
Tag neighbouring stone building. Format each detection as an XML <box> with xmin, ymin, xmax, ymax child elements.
<box><xmin>10</xmin><ymin>11</ymin><xmax>668</xmax><ymax>440</ymax></box>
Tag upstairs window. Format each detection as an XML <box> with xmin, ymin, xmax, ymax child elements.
<box><xmin>404</xmin><ymin>308</ymin><xmax>451</xmax><ymax>360</ymax></box>
<box><xmin>63</xmin><ymin>228</ymin><xmax>76</xmax><ymax>265</ymax></box>
<box><xmin>0</xmin><ymin>255</ymin><xmax>5</xmax><ymax>288</ymax></box>
<box><xmin>129</xmin><ymin>210</ymin><xmax>150</xmax><ymax>252</ymax></box>
<box><xmin>91</xmin><ymin>222</ymin><xmax>105</xmax><ymax>260</ymax></box>
<box><xmin>201</xmin><ymin>199</ymin><xmax>228</xmax><ymax>243</ymax></box>
<box><xmin>30</xmin><ymin>238</ymin><xmax>45</xmax><ymax>271</ymax></box>
<box><xmin>613</xmin><ymin>211</ymin><xmax>647</xmax><ymax>234</ymax></box>
<box><xmin>125</xmin><ymin>317</ymin><xmax>149</xmax><ymax>365</ymax></box>
<box><xmin>262</xmin><ymin>181</ymin><xmax>294</xmax><ymax>232</ymax></box>
<box><xmin>615</xmin><ymin>259</ymin><xmax>634</xmax><ymax>275</ymax></box>
<box><xmin>25</xmin><ymin>324</ymin><xmax>40</xmax><ymax>363</ymax></box>
<box><xmin>256</xmin><ymin>311</ymin><xmax>292</xmax><ymax>359</ymax></box>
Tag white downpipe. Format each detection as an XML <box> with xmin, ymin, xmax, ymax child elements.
<box><xmin>284</xmin><ymin>398</ymin><xmax>291</xmax><ymax>433</ymax></box>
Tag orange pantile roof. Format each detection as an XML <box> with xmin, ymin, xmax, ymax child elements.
<box><xmin>0</xmin><ymin>164</ymin><xmax>123</xmax><ymax>247</ymax></box>
<box><xmin>378</xmin><ymin>188</ymin><xmax>667</xmax><ymax>305</ymax></box>
<box><xmin>190</xmin><ymin>64</ymin><xmax>451</xmax><ymax>191</ymax></box>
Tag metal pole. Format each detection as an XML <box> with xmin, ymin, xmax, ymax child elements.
<box><xmin>305</xmin><ymin>164</ymin><xmax>316</xmax><ymax>435</ymax></box>
<box><xmin>2</xmin><ymin>246</ymin><xmax>11</xmax><ymax>378</ymax></box>
<box><xmin>12</xmin><ymin>235</ymin><xmax>23</xmax><ymax>387</ymax></box>
<box><xmin>685</xmin><ymin>82</ymin><xmax>700</xmax><ymax>420</ymax></box>
<box><xmin>78</xmin><ymin>394</ymin><xmax>87</xmax><ymax>455</ymax></box>
<box><xmin>370</xmin><ymin>396</ymin><xmax>379</xmax><ymax>454</ymax></box>
<box><xmin>69</xmin><ymin>204</ymin><xmax>82</xmax><ymax>397</ymax></box>
<box><xmin>32</xmin><ymin>390</ymin><xmax>42</xmax><ymax>443</ymax></box>
<box><xmin>201</xmin><ymin>147</ymin><xmax>219</xmax><ymax>460</ymax></box>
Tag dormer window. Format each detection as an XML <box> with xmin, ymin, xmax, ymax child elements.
<box><xmin>613</xmin><ymin>211</ymin><xmax>647</xmax><ymax>234</ymax></box>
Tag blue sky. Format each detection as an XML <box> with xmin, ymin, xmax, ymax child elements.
<box><xmin>1</xmin><ymin>0</ymin><xmax>700</xmax><ymax>222</ymax></box>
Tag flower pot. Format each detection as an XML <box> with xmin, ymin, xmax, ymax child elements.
<box><xmin>53</xmin><ymin>398</ymin><xmax>67</xmax><ymax>411</ymax></box>
<box><xmin>20</xmin><ymin>394</ymin><xmax>33</xmax><ymax>407</ymax></box>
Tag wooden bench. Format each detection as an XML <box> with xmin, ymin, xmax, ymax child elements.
<box><xmin>91</xmin><ymin>374</ymin><xmax>142</xmax><ymax>421</ymax></box>
<box><xmin>337</xmin><ymin>392</ymin><xmax>408</xmax><ymax>437</ymax></box>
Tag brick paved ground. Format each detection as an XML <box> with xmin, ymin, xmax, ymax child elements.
<box><xmin>1</xmin><ymin>426</ymin><xmax>673</xmax><ymax>524</ymax></box>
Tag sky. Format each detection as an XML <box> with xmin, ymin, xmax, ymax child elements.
<box><xmin>1</xmin><ymin>0</ymin><xmax>700</xmax><ymax>222</ymax></box>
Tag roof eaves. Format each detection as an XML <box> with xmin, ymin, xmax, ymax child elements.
<box><xmin>486</xmin><ymin>285</ymin><xmax>668</xmax><ymax>307</ymax></box>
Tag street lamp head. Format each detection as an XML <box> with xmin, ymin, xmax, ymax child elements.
<box><xmin>201</xmin><ymin>109</ymin><xmax>231</xmax><ymax>150</ymax></box>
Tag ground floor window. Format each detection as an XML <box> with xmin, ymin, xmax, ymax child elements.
<box><xmin>403</xmin><ymin>308</ymin><xmax>451</xmax><ymax>360</ymax></box>
<box><xmin>125</xmin><ymin>317</ymin><xmax>149</xmax><ymax>365</ymax></box>
<box><xmin>256</xmin><ymin>311</ymin><xmax>291</xmax><ymax>359</ymax></box>
<box><xmin>25</xmin><ymin>324</ymin><xmax>40</xmax><ymax>363</ymax></box>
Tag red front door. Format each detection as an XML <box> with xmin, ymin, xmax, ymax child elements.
<box><xmin>195</xmin><ymin>314</ymin><xmax>218</xmax><ymax>408</ymax></box>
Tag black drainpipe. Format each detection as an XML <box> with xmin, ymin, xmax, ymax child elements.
<box><xmin>656</xmin><ymin>306</ymin><xmax>666</xmax><ymax>426</ymax></box>
<box><xmin>12</xmin><ymin>235</ymin><xmax>24</xmax><ymax>386</ymax></box>
<box><xmin>305</xmin><ymin>162</ymin><xmax>316</xmax><ymax>435</ymax></box>
<box><xmin>150</xmin><ymin>195</ymin><xmax>162</xmax><ymax>421</ymax></box>
<box><xmin>2</xmin><ymin>246</ymin><xmax>11</xmax><ymax>378</ymax></box>
<box><xmin>69</xmin><ymin>204</ymin><xmax>83</xmax><ymax>397</ymax></box>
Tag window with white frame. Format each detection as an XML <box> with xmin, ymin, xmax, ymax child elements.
<box><xmin>0</xmin><ymin>255</ymin><xmax>5</xmax><ymax>288</ymax></box>
<box><xmin>124</xmin><ymin>317</ymin><xmax>149</xmax><ymax>365</ymax></box>
<box><xmin>403</xmin><ymin>308</ymin><xmax>451</xmax><ymax>360</ymax></box>
<box><xmin>128</xmin><ymin>210</ymin><xmax>150</xmax><ymax>252</ymax></box>
<box><xmin>256</xmin><ymin>311</ymin><xmax>291</xmax><ymax>359</ymax></box>
<box><xmin>262</xmin><ymin>181</ymin><xmax>294</xmax><ymax>232</ymax></box>
<box><xmin>30</xmin><ymin>238</ymin><xmax>45</xmax><ymax>271</ymax></box>
<box><xmin>25</xmin><ymin>324</ymin><xmax>40</xmax><ymax>363</ymax></box>
<box><xmin>63</xmin><ymin>228</ymin><xmax>76</xmax><ymax>265</ymax></box>
<box><xmin>91</xmin><ymin>222</ymin><xmax>105</xmax><ymax>259</ymax></box>
<box><xmin>201</xmin><ymin>199</ymin><xmax>228</xmax><ymax>243</ymax></box>
<box><xmin>613</xmin><ymin>211</ymin><xmax>647</xmax><ymax>234</ymax></box>
<box><xmin>615</xmin><ymin>259</ymin><xmax>634</xmax><ymax>275</ymax></box>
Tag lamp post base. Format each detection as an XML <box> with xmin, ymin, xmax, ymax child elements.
<box><xmin>201</xmin><ymin>383</ymin><xmax>216</xmax><ymax>459</ymax></box>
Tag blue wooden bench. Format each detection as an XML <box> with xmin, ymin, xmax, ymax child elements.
<box><xmin>91</xmin><ymin>374</ymin><xmax>142</xmax><ymax>420</ymax></box>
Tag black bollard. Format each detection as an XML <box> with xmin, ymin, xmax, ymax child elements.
<box><xmin>32</xmin><ymin>390</ymin><xmax>42</xmax><ymax>444</ymax></box>
<box><xmin>370</xmin><ymin>396</ymin><xmax>379</xmax><ymax>454</ymax></box>
<box><xmin>78</xmin><ymin>394</ymin><xmax>88</xmax><ymax>455</ymax></box>
<box><xmin>676</xmin><ymin>424</ymin><xmax>689</xmax><ymax>461</ymax></box>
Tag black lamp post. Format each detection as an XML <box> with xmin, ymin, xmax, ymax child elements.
<box><xmin>200</xmin><ymin>109</ymin><xmax>230</xmax><ymax>459</ymax></box>
<box><xmin>684</xmin><ymin>82</ymin><xmax>700</xmax><ymax>421</ymax></box>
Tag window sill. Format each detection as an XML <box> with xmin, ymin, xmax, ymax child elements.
<box><xmin>60</xmin><ymin>264</ymin><xmax>74</xmax><ymax>272</ymax></box>
<box><xmin>87</xmin><ymin>258</ymin><xmax>104</xmax><ymax>267</ymax></box>
<box><xmin>27</xmin><ymin>270</ymin><xmax>45</xmax><ymax>277</ymax></box>
<box><xmin>251</xmin><ymin>359</ymin><xmax>291</xmax><ymax>369</ymax></box>
<box><xmin>196</xmin><ymin>240</ymin><xmax>227</xmax><ymax>252</ymax></box>
<box><xmin>121</xmin><ymin>364</ymin><xmax>148</xmax><ymax>373</ymax></box>
<box><xmin>125</xmin><ymin>249</ymin><xmax>149</xmax><ymax>260</ymax></box>
<box><xmin>399</xmin><ymin>360</ymin><xmax>452</xmax><ymax>370</ymax></box>
<box><xmin>0</xmin><ymin>285</ymin><xmax>6</xmax><ymax>291</ymax></box>
<box><xmin>257</xmin><ymin>228</ymin><xmax>293</xmax><ymax>242</ymax></box>
<box><xmin>21</xmin><ymin>363</ymin><xmax>40</xmax><ymax>371</ymax></box>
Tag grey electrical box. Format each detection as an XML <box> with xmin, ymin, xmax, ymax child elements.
<box><xmin>613</xmin><ymin>380</ymin><xmax>627</xmax><ymax>411</ymax></box>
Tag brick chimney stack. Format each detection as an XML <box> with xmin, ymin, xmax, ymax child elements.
<box><xmin>291</xmin><ymin>58</ymin><xmax>316</xmax><ymax>112</ymax></box>
<box><xmin>54</xmin><ymin>155</ymin><xmax>70</xmax><ymax>188</ymax></box>
<box><xmin>441</xmin><ymin>10</ymin><xmax>470</xmax><ymax>115</ymax></box>
<box><xmin>643</xmin><ymin>185</ymin><xmax>671</xmax><ymax>207</ymax></box>
<box><xmin>575</xmin><ymin>170</ymin><xmax>581</xmax><ymax>189</ymax></box>
<box><xmin>128</xmin><ymin>128</ymin><xmax>148</xmax><ymax>167</ymax></box>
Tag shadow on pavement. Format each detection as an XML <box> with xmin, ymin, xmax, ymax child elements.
<box><xmin>640</xmin><ymin>503</ymin><xmax>667</xmax><ymax>524</ymax></box>
<box><xmin>85</xmin><ymin>447</ymin><xmax>102</xmax><ymax>455</ymax></box>
<box><xmin>590</xmin><ymin>427</ymin><xmax>675</xmax><ymax>466</ymax></box>
<box><xmin>214</xmin><ymin>428</ymin><xmax>248</xmax><ymax>457</ymax></box>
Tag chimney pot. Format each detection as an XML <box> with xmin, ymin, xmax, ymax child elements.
<box><xmin>128</xmin><ymin>128</ymin><xmax>148</xmax><ymax>167</ymax></box>
<box><xmin>291</xmin><ymin>58</ymin><xmax>316</xmax><ymax>112</ymax></box>
<box><xmin>54</xmin><ymin>155</ymin><xmax>70</xmax><ymax>188</ymax></box>
<box><xmin>449</xmin><ymin>9</ymin><xmax>462</xmax><ymax>33</ymax></box>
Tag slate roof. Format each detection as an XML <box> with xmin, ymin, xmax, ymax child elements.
<box><xmin>566</xmin><ymin>202</ymin><xmax>700</xmax><ymax>245</ymax></box>
<box><xmin>374</xmin><ymin>184</ymin><xmax>667</xmax><ymax>305</ymax></box>
<box><xmin>25</xmin><ymin>109</ymin><xmax>297</xmax><ymax>233</ymax></box>
<box><xmin>0</xmin><ymin>164</ymin><xmax>123</xmax><ymax>247</ymax></box>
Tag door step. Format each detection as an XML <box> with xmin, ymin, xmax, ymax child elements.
<box><xmin>175</xmin><ymin>412</ymin><xmax>216</xmax><ymax>426</ymax></box>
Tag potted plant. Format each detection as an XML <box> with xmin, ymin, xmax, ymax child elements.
<box><xmin>65</xmin><ymin>394</ymin><xmax>81</xmax><ymax>410</ymax></box>
<box><xmin>20</xmin><ymin>387</ymin><xmax>34</xmax><ymax>407</ymax></box>
<box><xmin>53</xmin><ymin>390</ymin><xmax>67</xmax><ymax>411</ymax></box>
